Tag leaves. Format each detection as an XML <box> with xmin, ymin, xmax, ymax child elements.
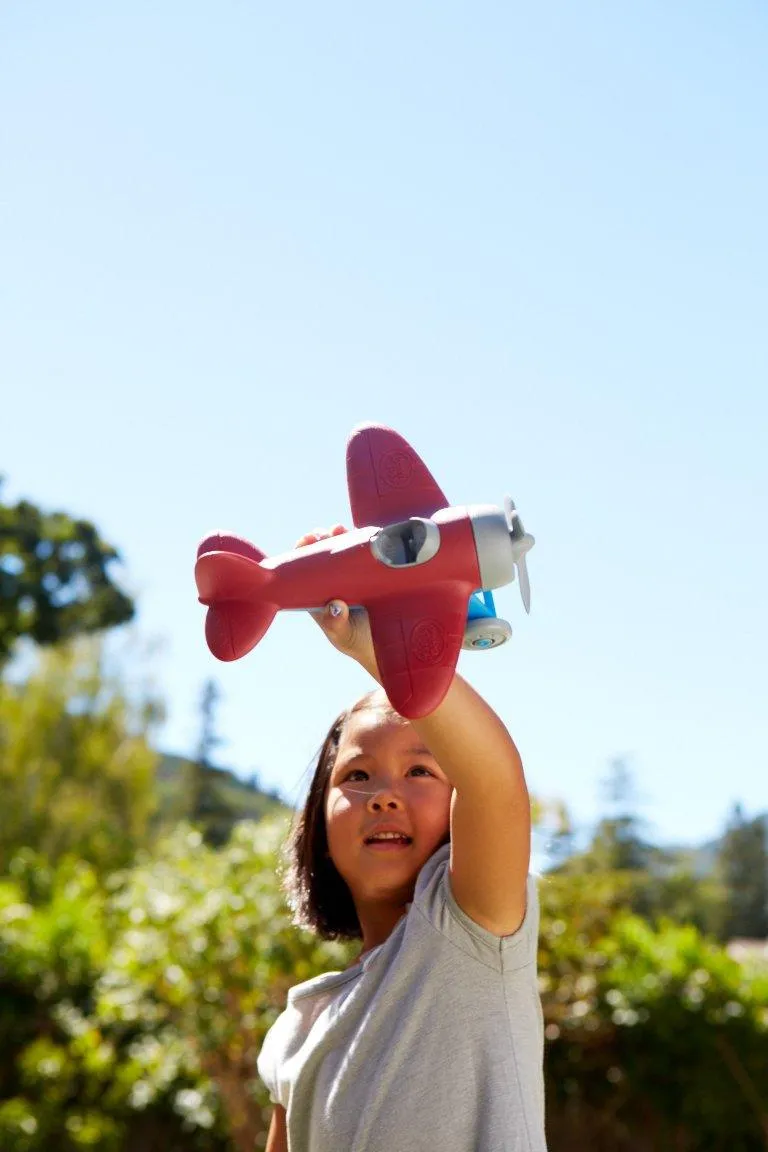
<box><xmin>540</xmin><ymin>873</ymin><xmax>768</xmax><ymax>1150</ymax></box>
<box><xmin>0</xmin><ymin>641</ymin><xmax>158</xmax><ymax>875</ymax></box>
<box><xmin>0</xmin><ymin>491</ymin><xmax>134</xmax><ymax>668</ymax></box>
<box><xmin>0</xmin><ymin>817</ymin><xmax>356</xmax><ymax>1152</ymax></box>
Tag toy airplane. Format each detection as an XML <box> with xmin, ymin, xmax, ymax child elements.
<box><xmin>194</xmin><ymin>423</ymin><xmax>534</xmax><ymax>719</ymax></box>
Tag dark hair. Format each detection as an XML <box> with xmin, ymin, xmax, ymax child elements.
<box><xmin>281</xmin><ymin>689</ymin><xmax>407</xmax><ymax>940</ymax></box>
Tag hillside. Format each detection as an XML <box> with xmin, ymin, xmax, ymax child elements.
<box><xmin>669</xmin><ymin>811</ymin><xmax>768</xmax><ymax>877</ymax></box>
<box><xmin>154</xmin><ymin>752</ymin><xmax>292</xmax><ymax>841</ymax></box>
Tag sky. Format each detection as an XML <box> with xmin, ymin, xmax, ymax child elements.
<box><xmin>2</xmin><ymin>0</ymin><xmax>766</xmax><ymax>853</ymax></box>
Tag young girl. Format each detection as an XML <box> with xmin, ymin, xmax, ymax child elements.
<box><xmin>257</xmin><ymin>527</ymin><xmax>546</xmax><ymax>1152</ymax></box>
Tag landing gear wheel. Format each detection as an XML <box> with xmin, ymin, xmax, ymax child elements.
<box><xmin>462</xmin><ymin>617</ymin><xmax>512</xmax><ymax>651</ymax></box>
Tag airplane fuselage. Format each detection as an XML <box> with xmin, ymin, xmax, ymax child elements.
<box><xmin>255</xmin><ymin>507</ymin><xmax>494</xmax><ymax>612</ymax></box>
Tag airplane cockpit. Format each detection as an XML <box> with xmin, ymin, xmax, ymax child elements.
<box><xmin>370</xmin><ymin>518</ymin><xmax>441</xmax><ymax>568</ymax></box>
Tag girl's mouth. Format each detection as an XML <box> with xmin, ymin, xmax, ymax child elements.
<box><xmin>364</xmin><ymin>835</ymin><xmax>413</xmax><ymax>850</ymax></box>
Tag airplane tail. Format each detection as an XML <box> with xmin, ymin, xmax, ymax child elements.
<box><xmin>195</xmin><ymin>534</ymin><xmax>278</xmax><ymax>661</ymax></box>
<box><xmin>204</xmin><ymin>601</ymin><xmax>278</xmax><ymax>661</ymax></box>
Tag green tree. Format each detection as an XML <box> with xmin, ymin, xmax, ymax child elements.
<box><xmin>591</xmin><ymin>758</ymin><xmax>652</xmax><ymax>873</ymax></box>
<box><xmin>0</xmin><ymin>641</ymin><xmax>158</xmax><ymax>874</ymax></box>
<box><xmin>187</xmin><ymin>678</ymin><xmax>238</xmax><ymax>847</ymax></box>
<box><xmin>551</xmin><ymin>759</ymin><xmax>652</xmax><ymax>876</ymax></box>
<box><xmin>547</xmin><ymin>762</ymin><xmax>728</xmax><ymax>935</ymax></box>
<box><xmin>717</xmin><ymin>804</ymin><xmax>768</xmax><ymax>941</ymax></box>
<box><xmin>0</xmin><ymin>486</ymin><xmax>134</xmax><ymax>670</ymax></box>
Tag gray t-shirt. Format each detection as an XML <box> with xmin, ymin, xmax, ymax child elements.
<box><xmin>257</xmin><ymin>844</ymin><xmax>546</xmax><ymax>1152</ymax></box>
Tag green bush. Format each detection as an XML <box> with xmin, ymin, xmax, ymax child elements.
<box><xmin>540</xmin><ymin>874</ymin><xmax>768</xmax><ymax>1151</ymax></box>
<box><xmin>0</xmin><ymin>819</ymin><xmax>356</xmax><ymax>1152</ymax></box>
<box><xmin>0</xmin><ymin>846</ymin><xmax>225</xmax><ymax>1152</ymax></box>
<box><xmin>98</xmin><ymin>818</ymin><xmax>355</xmax><ymax>1151</ymax></box>
<box><xmin>3</xmin><ymin>822</ymin><xmax>766</xmax><ymax>1151</ymax></box>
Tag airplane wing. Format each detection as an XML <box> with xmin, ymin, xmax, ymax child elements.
<box><xmin>346</xmin><ymin>423</ymin><xmax>450</xmax><ymax>529</ymax></box>
<box><xmin>367</xmin><ymin>588</ymin><xmax>467</xmax><ymax>719</ymax></box>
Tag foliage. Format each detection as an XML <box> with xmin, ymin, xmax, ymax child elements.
<box><xmin>0</xmin><ymin>819</ymin><xmax>356</xmax><ymax>1152</ymax></box>
<box><xmin>0</xmin><ymin>642</ymin><xmax>159</xmax><ymax>875</ymax></box>
<box><xmin>586</xmin><ymin>759</ymin><xmax>654</xmax><ymax>874</ymax></box>
<box><xmin>716</xmin><ymin>804</ymin><xmax>768</xmax><ymax>940</ymax></box>
<box><xmin>0</xmin><ymin>852</ymin><xmax>217</xmax><ymax>1152</ymax></box>
<box><xmin>0</xmin><ymin>488</ymin><xmax>133</xmax><ymax>669</ymax></box>
<box><xmin>1</xmin><ymin>658</ymin><xmax>765</xmax><ymax>1152</ymax></box>
<box><xmin>546</xmin><ymin>762</ymin><xmax>730</xmax><ymax>938</ymax></box>
<box><xmin>3</xmin><ymin>810</ymin><xmax>765</xmax><ymax>1152</ymax></box>
<box><xmin>539</xmin><ymin>873</ymin><xmax>768</xmax><ymax>1151</ymax></box>
<box><xmin>186</xmin><ymin>679</ymin><xmax>241</xmax><ymax>846</ymax></box>
<box><xmin>100</xmin><ymin>819</ymin><xmax>355</xmax><ymax>1150</ymax></box>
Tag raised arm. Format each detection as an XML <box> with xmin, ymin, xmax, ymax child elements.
<box><xmin>409</xmin><ymin>671</ymin><xmax>530</xmax><ymax>936</ymax></box>
<box><xmin>302</xmin><ymin>551</ymin><xmax>531</xmax><ymax>938</ymax></box>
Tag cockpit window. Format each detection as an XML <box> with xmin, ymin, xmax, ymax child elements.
<box><xmin>370</xmin><ymin>518</ymin><xmax>440</xmax><ymax>568</ymax></box>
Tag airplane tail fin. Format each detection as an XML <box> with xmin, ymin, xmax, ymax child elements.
<box><xmin>196</xmin><ymin>533</ymin><xmax>267</xmax><ymax>564</ymax></box>
<box><xmin>195</xmin><ymin>534</ymin><xmax>277</xmax><ymax>661</ymax></box>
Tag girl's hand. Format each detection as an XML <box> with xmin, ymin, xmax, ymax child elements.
<box><xmin>294</xmin><ymin>527</ymin><xmax>380</xmax><ymax>678</ymax></box>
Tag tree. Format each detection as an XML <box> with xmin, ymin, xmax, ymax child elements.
<box><xmin>0</xmin><ymin>486</ymin><xmax>134</xmax><ymax>670</ymax></box>
<box><xmin>187</xmin><ymin>678</ymin><xmax>237</xmax><ymax>847</ymax></box>
<box><xmin>0</xmin><ymin>640</ymin><xmax>158</xmax><ymax>874</ymax></box>
<box><xmin>717</xmin><ymin>804</ymin><xmax>768</xmax><ymax>941</ymax></box>
<box><xmin>546</xmin><ymin>761</ymin><xmax>728</xmax><ymax>934</ymax></box>
<box><xmin>554</xmin><ymin>759</ymin><xmax>652</xmax><ymax>876</ymax></box>
<box><xmin>591</xmin><ymin>758</ymin><xmax>652</xmax><ymax>873</ymax></box>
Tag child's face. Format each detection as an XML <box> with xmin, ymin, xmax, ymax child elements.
<box><xmin>324</xmin><ymin>706</ymin><xmax>453</xmax><ymax>906</ymax></box>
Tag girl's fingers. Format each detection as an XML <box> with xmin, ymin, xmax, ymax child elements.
<box><xmin>294</xmin><ymin>525</ymin><xmax>348</xmax><ymax>549</ymax></box>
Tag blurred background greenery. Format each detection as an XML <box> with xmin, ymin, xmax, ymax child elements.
<box><xmin>1</xmin><ymin>487</ymin><xmax>766</xmax><ymax>1151</ymax></box>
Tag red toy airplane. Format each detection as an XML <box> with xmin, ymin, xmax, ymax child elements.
<box><xmin>194</xmin><ymin>423</ymin><xmax>534</xmax><ymax>719</ymax></box>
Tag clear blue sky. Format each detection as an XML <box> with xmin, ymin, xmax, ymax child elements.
<box><xmin>2</xmin><ymin>0</ymin><xmax>766</xmax><ymax>851</ymax></box>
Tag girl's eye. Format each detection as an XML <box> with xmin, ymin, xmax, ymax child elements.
<box><xmin>344</xmin><ymin>769</ymin><xmax>369</xmax><ymax>782</ymax></box>
<box><xmin>409</xmin><ymin>765</ymin><xmax>433</xmax><ymax>777</ymax></box>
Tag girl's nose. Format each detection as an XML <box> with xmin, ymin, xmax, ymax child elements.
<box><xmin>366</xmin><ymin>790</ymin><xmax>403</xmax><ymax>812</ymax></box>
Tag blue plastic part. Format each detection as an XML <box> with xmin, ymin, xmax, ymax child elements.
<box><xmin>467</xmin><ymin>590</ymin><xmax>497</xmax><ymax>621</ymax></box>
<box><xmin>351</xmin><ymin>590</ymin><xmax>498</xmax><ymax>627</ymax></box>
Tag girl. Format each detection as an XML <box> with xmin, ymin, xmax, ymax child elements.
<box><xmin>257</xmin><ymin>527</ymin><xmax>546</xmax><ymax>1152</ymax></box>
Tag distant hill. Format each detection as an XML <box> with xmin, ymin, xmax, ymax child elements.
<box><xmin>539</xmin><ymin>813</ymin><xmax>768</xmax><ymax>881</ymax></box>
<box><xmin>153</xmin><ymin>752</ymin><xmax>293</xmax><ymax>842</ymax></box>
<box><xmin>666</xmin><ymin>812</ymin><xmax>768</xmax><ymax>877</ymax></box>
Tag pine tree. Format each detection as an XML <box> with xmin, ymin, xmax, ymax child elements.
<box><xmin>590</xmin><ymin>757</ymin><xmax>651</xmax><ymax>872</ymax></box>
<box><xmin>717</xmin><ymin>803</ymin><xmax>768</xmax><ymax>940</ymax></box>
<box><xmin>188</xmin><ymin>677</ymin><xmax>236</xmax><ymax>846</ymax></box>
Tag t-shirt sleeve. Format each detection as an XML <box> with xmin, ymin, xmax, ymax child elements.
<box><xmin>413</xmin><ymin>844</ymin><xmax>540</xmax><ymax>974</ymax></box>
<box><xmin>256</xmin><ymin>1014</ymin><xmax>284</xmax><ymax>1107</ymax></box>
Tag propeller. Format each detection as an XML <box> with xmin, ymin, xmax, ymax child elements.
<box><xmin>503</xmin><ymin>496</ymin><xmax>535</xmax><ymax>614</ymax></box>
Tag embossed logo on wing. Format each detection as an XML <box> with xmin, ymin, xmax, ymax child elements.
<box><xmin>411</xmin><ymin>620</ymin><xmax>446</xmax><ymax>665</ymax></box>
<box><xmin>378</xmin><ymin>450</ymin><xmax>415</xmax><ymax>490</ymax></box>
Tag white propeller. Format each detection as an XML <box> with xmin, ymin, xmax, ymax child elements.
<box><xmin>503</xmin><ymin>495</ymin><xmax>535</xmax><ymax>614</ymax></box>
